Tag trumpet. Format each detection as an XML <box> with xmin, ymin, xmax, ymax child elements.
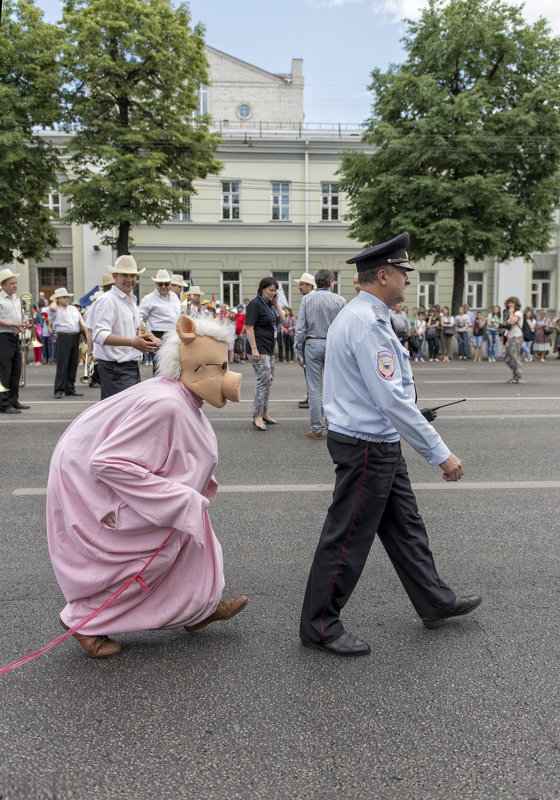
<box><xmin>19</xmin><ymin>291</ymin><xmax>42</xmax><ymax>387</ymax></box>
<box><xmin>80</xmin><ymin>351</ymin><xmax>98</xmax><ymax>383</ymax></box>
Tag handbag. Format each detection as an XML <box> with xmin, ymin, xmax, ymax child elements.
<box><xmin>543</xmin><ymin>326</ymin><xmax>554</xmax><ymax>335</ymax></box>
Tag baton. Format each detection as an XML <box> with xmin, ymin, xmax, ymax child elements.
<box><xmin>420</xmin><ymin>398</ymin><xmax>466</xmax><ymax>422</ymax></box>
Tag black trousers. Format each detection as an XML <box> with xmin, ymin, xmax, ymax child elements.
<box><xmin>150</xmin><ymin>330</ymin><xmax>169</xmax><ymax>374</ymax></box>
<box><xmin>54</xmin><ymin>333</ymin><xmax>80</xmax><ymax>395</ymax></box>
<box><xmin>0</xmin><ymin>333</ymin><xmax>22</xmax><ymax>408</ymax></box>
<box><xmin>300</xmin><ymin>433</ymin><xmax>455</xmax><ymax>644</ymax></box>
<box><xmin>97</xmin><ymin>359</ymin><xmax>141</xmax><ymax>400</ymax></box>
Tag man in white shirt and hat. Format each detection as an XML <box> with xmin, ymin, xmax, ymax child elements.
<box><xmin>92</xmin><ymin>254</ymin><xmax>160</xmax><ymax>399</ymax></box>
<box><xmin>293</xmin><ymin>272</ymin><xmax>317</xmax><ymax>409</ymax></box>
<box><xmin>48</xmin><ymin>287</ymin><xmax>87</xmax><ymax>399</ymax></box>
<box><xmin>0</xmin><ymin>268</ymin><xmax>30</xmax><ymax>414</ymax></box>
<box><xmin>139</xmin><ymin>269</ymin><xmax>181</xmax><ymax>373</ymax></box>
<box><xmin>170</xmin><ymin>273</ymin><xmax>188</xmax><ymax>301</ymax></box>
<box><xmin>181</xmin><ymin>285</ymin><xmax>206</xmax><ymax>317</ymax></box>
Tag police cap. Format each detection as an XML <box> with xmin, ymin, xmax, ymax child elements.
<box><xmin>347</xmin><ymin>231</ymin><xmax>414</xmax><ymax>273</ymax></box>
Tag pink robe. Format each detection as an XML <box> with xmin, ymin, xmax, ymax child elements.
<box><xmin>47</xmin><ymin>377</ymin><xmax>224</xmax><ymax>635</ymax></box>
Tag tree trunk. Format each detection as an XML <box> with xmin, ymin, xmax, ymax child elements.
<box><xmin>117</xmin><ymin>222</ymin><xmax>130</xmax><ymax>256</ymax></box>
<box><xmin>451</xmin><ymin>254</ymin><xmax>466</xmax><ymax>315</ymax></box>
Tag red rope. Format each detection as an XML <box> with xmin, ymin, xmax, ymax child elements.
<box><xmin>0</xmin><ymin>528</ymin><xmax>176</xmax><ymax>677</ymax></box>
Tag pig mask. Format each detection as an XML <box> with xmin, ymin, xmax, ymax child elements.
<box><xmin>176</xmin><ymin>316</ymin><xmax>241</xmax><ymax>408</ymax></box>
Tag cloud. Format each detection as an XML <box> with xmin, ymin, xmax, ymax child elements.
<box><xmin>305</xmin><ymin>0</ymin><xmax>363</xmax><ymax>8</ymax></box>
<box><xmin>369</xmin><ymin>0</ymin><xmax>560</xmax><ymax>31</ymax></box>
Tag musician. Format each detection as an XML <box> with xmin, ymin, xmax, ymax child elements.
<box><xmin>138</xmin><ymin>269</ymin><xmax>181</xmax><ymax>373</ymax></box>
<box><xmin>92</xmin><ymin>255</ymin><xmax>160</xmax><ymax>400</ymax></box>
<box><xmin>181</xmin><ymin>285</ymin><xmax>207</xmax><ymax>317</ymax></box>
<box><xmin>48</xmin><ymin>288</ymin><xmax>87</xmax><ymax>399</ymax></box>
<box><xmin>47</xmin><ymin>315</ymin><xmax>247</xmax><ymax>659</ymax></box>
<box><xmin>170</xmin><ymin>273</ymin><xmax>189</xmax><ymax>299</ymax></box>
<box><xmin>0</xmin><ymin>268</ymin><xmax>29</xmax><ymax>414</ymax></box>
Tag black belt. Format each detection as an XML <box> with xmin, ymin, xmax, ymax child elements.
<box><xmin>56</xmin><ymin>332</ymin><xmax>80</xmax><ymax>336</ymax></box>
<box><xmin>1</xmin><ymin>332</ymin><xmax>19</xmax><ymax>338</ymax></box>
<box><xmin>306</xmin><ymin>337</ymin><xmax>326</xmax><ymax>340</ymax></box>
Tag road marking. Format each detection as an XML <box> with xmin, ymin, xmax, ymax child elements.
<box><xmin>12</xmin><ymin>480</ymin><xmax>560</xmax><ymax>497</ymax></box>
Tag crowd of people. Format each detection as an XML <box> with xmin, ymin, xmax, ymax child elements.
<box><xmin>389</xmin><ymin>301</ymin><xmax>560</xmax><ymax>366</ymax></box>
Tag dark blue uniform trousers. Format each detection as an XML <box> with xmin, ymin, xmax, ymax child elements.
<box><xmin>300</xmin><ymin>432</ymin><xmax>456</xmax><ymax>644</ymax></box>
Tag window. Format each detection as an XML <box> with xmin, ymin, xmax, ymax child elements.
<box><xmin>418</xmin><ymin>272</ymin><xmax>436</xmax><ymax>309</ymax></box>
<box><xmin>331</xmin><ymin>271</ymin><xmax>340</xmax><ymax>295</ymax></box>
<box><xmin>221</xmin><ymin>271</ymin><xmax>241</xmax><ymax>307</ymax></box>
<box><xmin>531</xmin><ymin>270</ymin><xmax>552</xmax><ymax>309</ymax></box>
<box><xmin>271</xmin><ymin>182</ymin><xmax>290</xmax><ymax>221</ymax></box>
<box><xmin>172</xmin><ymin>195</ymin><xmax>191</xmax><ymax>222</ymax></box>
<box><xmin>44</xmin><ymin>190</ymin><xmax>61</xmax><ymax>218</ymax></box>
<box><xmin>272</xmin><ymin>271</ymin><xmax>290</xmax><ymax>306</ymax></box>
<box><xmin>193</xmin><ymin>84</ymin><xmax>207</xmax><ymax>117</ymax></box>
<box><xmin>237</xmin><ymin>104</ymin><xmax>252</xmax><ymax>119</ymax></box>
<box><xmin>465</xmin><ymin>271</ymin><xmax>486</xmax><ymax>310</ymax></box>
<box><xmin>221</xmin><ymin>181</ymin><xmax>240</xmax><ymax>220</ymax></box>
<box><xmin>321</xmin><ymin>183</ymin><xmax>339</xmax><ymax>221</ymax></box>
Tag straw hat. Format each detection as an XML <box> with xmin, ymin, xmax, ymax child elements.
<box><xmin>91</xmin><ymin>290</ymin><xmax>104</xmax><ymax>301</ymax></box>
<box><xmin>187</xmin><ymin>285</ymin><xmax>204</xmax><ymax>297</ymax></box>
<box><xmin>0</xmin><ymin>268</ymin><xmax>20</xmax><ymax>284</ymax></box>
<box><xmin>52</xmin><ymin>287</ymin><xmax>73</xmax><ymax>300</ymax></box>
<box><xmin>294</xmin><ymin>272</ymin><xmax>317</xmax><ymax>289</ymax></box>
<box><xmin>151</xmin><ymin>269</ymin><xmax>172</xmax><ymax>283</ymax></box>
<box><xmin>112</xmin><ymin>255</ymin><xmax>145</xmax><ymax>275</ymax></box>
<box><xmin>170</xmin><ymin>273</ymin><xmax>189</xmax><ymax>287</ymax></box>
<box><xmin>99</xmin><ymin>271</ymin><xmax>115</xmax><ymax>288</ymax></box>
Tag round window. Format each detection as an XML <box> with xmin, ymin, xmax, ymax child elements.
<box><xmin>237</xmin><ymin>104</ymin><xmax>252</xmax><ymax>119</ymax></box>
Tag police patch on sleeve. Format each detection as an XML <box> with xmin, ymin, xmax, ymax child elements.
<box><xmin>377</xmin><ymin>350</ymin><xmax>395</xmax><ymax>380</ymax></box>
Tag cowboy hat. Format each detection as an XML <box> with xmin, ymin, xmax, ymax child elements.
<box><xmin>52</xmin><ymin>287</ymin><xmax>73</xmax><ymax>300</ymax></box>
<box><xmin>151</xmin><ymin>269</ymin><xmax>172</xmax><ymax>283</ymax></box>
<box><xmin>294</xmin><ymin>272</ymin><xmax>317</xmax><ymax>289</ymax></box>
<box><xmin>170</xmin><ymin>273</ymin><xmax>189</xmax><ymax>287</ymax></box>
<box><xmin>112</xmin><ymin>255</ymin><xmax>146</xmax><ymax>275</ymax></box>
<box><xmin>187</xmin><ymin>285</ymin><xmax>205</xmax><ymax>297</ymax></box>
<box><xmin>0</xmin><ymin>268</ymin><xmax>20</xmax><ymax>284</ymax></box>
<box><xmin>98</xmin><ymin>271</ymin><xmax>115</xmax><ymax>288</ymax></box>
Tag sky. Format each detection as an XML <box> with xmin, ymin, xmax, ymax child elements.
<box><xmin>33</xmin><ymin>0</ymin><xmax>560</xmax><ymax>125</ymax></box>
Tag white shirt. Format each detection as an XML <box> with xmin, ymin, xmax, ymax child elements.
<box><xmin>0</xmin><ymin>290</ymin><xmax>22</xmax><ymax>334</ymax></box>
<box><xmin>49</xmin><ymin>304</ymin><xmax>82</xmax><ymax>333</ymax></box>
<box><xmin>138</xmin><ymin>289</ymin><xmax>181</xmax><ymax>332</ymax></box>
<box><xmin>92</xmin><ymin>286</ymin><xmax>141</xmax><ymax>362</ymax></box>
<box><xmin>84</xmin><ymin>302</ymin><xmax>96</xmax><ymax>328</ymax></box>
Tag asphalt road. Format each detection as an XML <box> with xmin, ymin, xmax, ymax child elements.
<box><xmin>1</xmin><ymin>357</ymin><xmax>559</xmax><ymax>800</ymax></box>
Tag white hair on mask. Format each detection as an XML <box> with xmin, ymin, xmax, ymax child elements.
<box><xmin>156</xmin><ymin>317</ymin><xmax>235</xmax><ymax>380</ymax></box>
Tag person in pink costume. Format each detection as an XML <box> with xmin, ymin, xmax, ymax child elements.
<box><xmin>47</xmin><ymin>315</ymin><xmax>247</xmax><ymax>659</ymax></box>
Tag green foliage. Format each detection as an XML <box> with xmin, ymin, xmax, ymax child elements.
<box><xmin>339</xmin><ymin>0</ymin><xmax>560</xmax><ymax>310</ymax></box>
<box><xmin>0</xmin><ymin>0</ymin><xmax>63</xmax><ymax>264</ymax></box>
<box><xmin>60</xmin><ymin>0</ymin><xmax>222</xmax><ymax>253</ymax></box>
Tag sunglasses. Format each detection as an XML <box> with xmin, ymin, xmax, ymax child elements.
<box><xmin>157</xmin><ymin>282</ymin><xmax>170</xmax><ymax>287</ymax></box>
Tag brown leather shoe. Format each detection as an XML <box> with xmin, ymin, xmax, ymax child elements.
<box><xmin>60</xmin><ymin>617</ymin><xmax>121</xmax><ymax>658</ymax></box>
<box><xmin>185</xmin><ymin>595</ymin><xmax>249</xmax><ymax>632</ymax></box>
<box><xmin>307</xmin><ymin>430</ymin><xmax>323</xmax><ymax>440</ymax></box>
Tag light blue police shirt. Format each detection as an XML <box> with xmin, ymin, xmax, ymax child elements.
<box><xmin>323</xmin><ymin>291</ymin><xmax>451</xmax><ymax>466</ymax></box>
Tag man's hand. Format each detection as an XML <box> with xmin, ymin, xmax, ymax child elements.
<box><xmin>296</xmin><ymin>355</ymin><xmax>304</xmax><ymax>368</ymax></box>
<box><xmin>438</xmin><ymin>453</ymin><xmax>464</xmax><ymax>482</ymax></box>
<box><xmin>132</xmin><ymin>334</ymin><xmax>158</xmax><ymax>353</ymax></box>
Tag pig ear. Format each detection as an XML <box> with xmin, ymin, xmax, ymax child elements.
<box><xmin>176</xmin><ymin>315</ymin><xmax>197</xmax><ymax>343</ymax></box>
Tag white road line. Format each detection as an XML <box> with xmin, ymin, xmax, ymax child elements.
<box><xmin>12</xmin><ymin>480</ymin><xmax>560</xmax><ymax>497</ymax></box>
<box><xmin>4</xmin><ymin>413</ymin><xmax>560</xmax><ymax>426</ymax></box>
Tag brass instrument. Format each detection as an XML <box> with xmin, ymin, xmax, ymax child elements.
<box><xmin>19</xmin><ymin>291</ymin><xmax>41</xmax><ymax>387</ymax></box>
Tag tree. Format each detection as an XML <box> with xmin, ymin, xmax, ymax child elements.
<box><xmin>339</xmin><ymin>0</ymin><xmax>560</xmax><ymax>312</ymax></box>
<box><xmin>60</xmin><ymin>0</ymin><xmax>221</xmax><ymax>255</ymax></box>
<box><xmin>0</xmin><ymin>0</ymin><xmax>63</xmax><ymax>264</ymax></box>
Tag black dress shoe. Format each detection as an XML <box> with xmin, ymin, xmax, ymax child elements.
<box><xmin>301</xmin><ymin>632</ymin><xmax>371</xmax><ymax>656</ymax></box>
<box><xmin>65</xmin><ymin>391</ymin><xmax>84</xmax><ymax>396</ymax></box>
<box><xmin>11</xmin><ymin>402</ymin><xmax>30</xmax><ymax>409</ymax></box>
<box><xmin>298</xmin><ymin>399</ymin><xmax>309</xmax><ymax>409</ymax></box>
<box><xmin>54</xmin><ymin>392</ymin><xmax>64</xmax><ymax>398</ymax></box>
<box><xmin>422</xmin><ymin>595</ymin><xmax>482</xmax><ymax>629</ymax></box>
<box><xmin>1</xmin><ymin>406</ymin><xmax>21</xmax><ymax>414</ymax></box>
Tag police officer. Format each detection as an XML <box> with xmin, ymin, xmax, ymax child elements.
<box><xmin>299</xmin><ymin>232</ymin><xmax>481</xmax><ymax>656</ymax></box>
